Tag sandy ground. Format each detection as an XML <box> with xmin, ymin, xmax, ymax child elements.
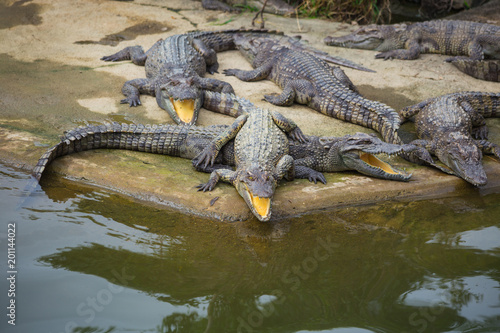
<box><xmin>1</xmin><ymin>0</ymin><xmax>500</xmax><ymax>221</ymax></box>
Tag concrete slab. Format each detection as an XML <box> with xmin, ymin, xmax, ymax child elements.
<box><xmin>1</xmin><ymin>0</ymin><xmax>499</xmax><ymax>221</ymax></box>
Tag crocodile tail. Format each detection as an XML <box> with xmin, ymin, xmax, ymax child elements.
<box><xmin>190</xmin><ymin>28</ymin><xmax>284</xmax><ymax>52</ymax></box>
<box><xmin>274</xmin><ymin>35</ymin><xmax>376</xmax><ymax>72</ymax></box>
<box><xmin>453</xmin><ymin>91</ymin><xmax>500</xmax><ymax>118</ymax></box>
<box><xmin>203</xmin><ymin>91</ymin><xmax>255</xmax><ymax>117</ymax></box>
<box><xmin>31</xmin><ymin>122</ymin><xmax>189</xmax><ymax>182</ymax></box>
<box><xmin>451</xmin><ymin>59</ymin><xmax>500</xmax><ymax>82</ymax></box>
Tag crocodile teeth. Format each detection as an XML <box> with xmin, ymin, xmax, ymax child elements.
<box><xmin>170</xmin><ymin>98</ymin><xmax>195</xmax><ymax>123</ymax></box>
<box><xmin>359</xmin><ymin>152</ymin><xmax>401</xmax><ymax>175</ymax></box>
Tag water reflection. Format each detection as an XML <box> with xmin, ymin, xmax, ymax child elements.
<box><xmin>2</xmin><ymin>162</ymin><xmax>500</xmax><ymax>332</ymax></box>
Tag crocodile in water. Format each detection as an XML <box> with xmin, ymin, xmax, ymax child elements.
<box><xmin>400</xmin><ymin>91</ymin><xmax>500</xmax><ymax>186</ymax></box>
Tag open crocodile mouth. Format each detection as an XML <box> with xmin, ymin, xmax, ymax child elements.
<box><xmin>359</xmin><ymin>152</ymin><xmax>401</xmax><ymax>175</ymax></box>
<box><xmin>170</xmin><ymin>98</ymin><xmax>195</xmax><ymax>124</ymax></box>
<box><xmin>245</xmin><ymin>186</ymin><xmax>271</xmax><ymax>220</ymax></box>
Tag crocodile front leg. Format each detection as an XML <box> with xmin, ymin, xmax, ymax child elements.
<box><xmin>375</xmin><ymin>36</ymin><xmax>421</xmax><ymax>60</ymax></box>
<box><xmin>223</xmin><ymin>62</ymin><xmax>274</xmax><ymax>81</ymax></box>
<box><xmin>197</xmin><ymin>77</ymin><xmax>235</xmax><ymax>94</ymax></box>
<box><xmin>197</xmin><ymin>168</ymin><xmax>236</xmax><ymax>192</ymax></box>
<box><xmin>120</xmin><ymin>78</ymin><xmax>155</xmax><ymax>107</ymax></box>
<box><xmin>295</xmin><ymin>165</ymin><xmax>327</xmax><ymax>184</ymax></box>
<box><xmin>273</xmin><ymin>154</ymin><xmax>295</xmax><ymax>181</ymax></box>
<box><xmin>264</xmin><ymin>79</ymin><xmax>315</xmax><ymax>106</ymax></box>
<box><xmin>192</xmin><ymin>38</ymin><xmax>219</xmax><ymax>74</ymax></box>
<box><xmin>195</xmin><ymin>114</ymin><xmax>248</xmax><ymax>167</ymax></box>
<box><xmin>270</xmin><ymin>110</ymin><xmax>307</xmax><ymax>143</ymax></box>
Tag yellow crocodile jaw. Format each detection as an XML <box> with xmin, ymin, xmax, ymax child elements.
<box><xmin>249</xmin><ymin>192</ymin><xmax>271</xmax><ymax>220</ymax></box>
<box><xmin>170</xmin><ymin>98</ymin><xmax>195</xmax><ymax>123</ymax></box>
<box><xmin>360</xmin><ymin>152</ymin><xmax>400</xmax><ymax>175</ymax></box>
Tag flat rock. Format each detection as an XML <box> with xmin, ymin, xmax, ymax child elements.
<box><xmin>1</xmin><ymin>0</ymin><xmax>499</xmax><ymax>221</ymax></box>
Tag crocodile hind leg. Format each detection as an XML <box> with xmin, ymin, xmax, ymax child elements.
<box><xmin>197</xmin><ymin>169</ymin><xmax>237</xmax><ymax>192</ymax></box>
<box><xmin>331</xmin><ymin>67</ymin><xmax>359</xmax><ymax>93</ymax></box>
<box><xmin>100</xmin><ymin>39</ymin><xmax>164</xmax><ymax>65</ymax></box>
<box><xmin>120</xmin><ymin>78</ymin><xmax>155</xmax><ymax>107</ymax></box>
<box><xmin>446</xmin><ymin>35</ymin><xmax>500</xmax><ymax>62</ymax></box>
<box><xmin>477</xmin><ymin>140</ymin><xmax>500</xmax><ymax>160</ymax></box>
<box><xmin>264</xmin><ymin>79</ymin><xmax>315</xmax><ymax>106</ymax></box>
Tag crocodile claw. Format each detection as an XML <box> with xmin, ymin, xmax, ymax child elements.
<box><xmin>222</xmin><ymin>69</ymin><xmax>239</xmax><ymax>77</ymax></box>
<box><xmin>196</xmin><ymin>178</ymin><xmax>218</xmax><ymax>192</ymax></box>
<box><xmin>289</xmin><ymin>127</ymin><xmax>308</xmax><ymax>143</ymax></box>
<box><xmin>309</xmin><ymin>171</ymin><xmax>327</xmax><ymax>184</ymax></box>
<box><xmin>375</xmin><ymin>51</ymin><xmax>395</xmax><ymax>60</ymax></box>
<box><xmin>100</xmin><ymin>55</ymin><xmax>119</xmax><ymax>62</ymax></box>
<box><xmin>120</xmin><ymin>97</ymin><xmax>141</xmax><ymax>107</ymax></box>
<box><xmin>472</xmin><ymin>126</ymin><xmax>488</xmax><ymax>140</ymax></box>
<box><xmin>194</xmin><ymin>143</ymin><xmax>219</xmax><ymax>168</ymax></box>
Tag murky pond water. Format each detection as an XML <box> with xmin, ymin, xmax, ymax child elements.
<box><xmin>1</xmin><ymin>161</ymin><xmax>500</xmax><ymax>332</ymax></box>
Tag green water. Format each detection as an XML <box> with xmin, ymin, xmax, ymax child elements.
<box><xmin>1</xmin><ymin>162</ymin><xmax>500</xmax><ymax>333</ymax></box>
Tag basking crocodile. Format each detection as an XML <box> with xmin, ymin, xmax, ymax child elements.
<box><xmin>451</xmin><ymin>59</ymin><xmax>500</xmax><ymax>82</ymax></box>
<box><xmin>32</xmin><ymin>124</ymin><xmax>412</xmax><ymax>184</ymax></box>
<box><xmin>194</xmin><ymin>92</ymin><xmax>307</xmax><ymax>221</ymax></box>
<box><xmin>201</xmin><ymin>0</ymin><xmax>295</xmax><ymax>15</ymax></box>
<box><xmin>400</xmin><ymin>91</ymin><xmax>500</xmax><ymax>186</ymax></box>
<box><xmin>222</xmin><ymin>36</ymin><xmax>401</xmax><ymax>144</ymax></box>
<box><xmin>101</xmin><ymin>29</ymin><xmax>279</xmax><ymax>125</ymax></box>
<box><xmin>324</xmin><ymin>20</ymin><xmax>500</xmax><ymax>62</ymax></box>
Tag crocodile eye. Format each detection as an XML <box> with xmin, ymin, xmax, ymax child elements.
<box><xmin>248</xmin><ymin>176</ymin><xmax>254</xmax><ymax>181</ymax></box>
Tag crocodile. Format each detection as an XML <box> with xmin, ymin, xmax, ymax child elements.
<box><xmin>400</xmin><ymin>91</ymin><xmax>500</xmax><ymax>186</ymax></box>
<box><xmin>323</xmin><ymin>20</ymin><xmax>500</xmax><ymax>70</ymax></box>
<box><xmin>194</xmin><ymin>92</ymin><xmax>307</xmax><ymax>221</ymax></box>
<box><xmin>222</xmin><ymin>36</ymin><xmax>402</xmax><ymax>144</ymax></box>
<box><xmin>101</xmin><ymin>29</ymin><xmax>279</xmax><ymax>125</ymax></box>
<box><xmin>450</xmin><ymin>59</ymin><xmax>500</xmax><ymax>82</ymax></box>
<box><xmin>201</xmin><ymin>0</ymin><xmax>295</xmax><ymax>16</ymax></box>
<box><xmin>32</xmin><ymin>123</ymin><xmax>412</xmax><ymax>184</ymax></box>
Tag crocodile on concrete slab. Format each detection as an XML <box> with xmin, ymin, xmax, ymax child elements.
<box><xmin>194</xmin><ymin>91</ymin><xmax>308</xmax><ymax>221</ymax></box>
<box><xmin>201</xmin><ymin>0</ymin><xmax>296</xmax><ymax>16</ymax></box>
<box><xmin>100</xmin><ymin>29</ymin><xmax>275</xmax><ymax>125</ymax></box>
<box><xmin>324</xmin><ymin>20</ymin><xmax>500</xmax><ymax>61</ymax></box>
<box><xmin>400</xmin><ymin>91</ymin><xmax>500</xmax><ymax>186</ymax></box>
<box><xmin>450</xmin><ymin>59</ymin><xmax>500</xmax><ymax>82</ymax></box>
<box><xmin>222</xmin><ymin>36</ymin><xmax>401</xmax><ymax>145</ymax></box>
<box><xmin>323</xmin><ymin>20</ymin><xmax>500</xmax><ymax>80</ymax></box>
<box><xmin>223</xmin><ymin>36</ymin><xmax>451</xmax><ymax>169</ymax></box>
<box><xmin>32</xmin><ymin>122</ymin><xmax>413</xmax><ymax>185</ymax></box>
